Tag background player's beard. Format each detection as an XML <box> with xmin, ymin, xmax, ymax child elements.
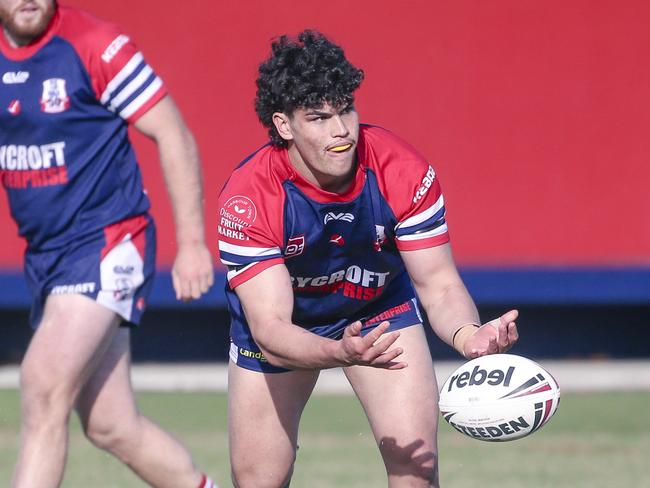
<box><xmin>0</xmin><ymin>0</ymin><xmax>56</xmax><ymax>46</ymax></box>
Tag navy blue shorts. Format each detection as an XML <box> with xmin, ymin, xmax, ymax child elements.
<box><xmin>229</xmin><ymin>298</ymin><xmax>422</xmax><ymax>373</ymax></box>
<box><xmin>24</xmin><ymin>214</ymin><xmax>156</xmax><ymax>328</ymax></box>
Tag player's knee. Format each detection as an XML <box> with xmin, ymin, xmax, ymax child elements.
<box><xmin>20</xmin><ymin>374</ymin><xmax>74</xmax><ymax>429</ymax></box>
<box><xmin>82</xmin><ymin>417</ymin><xmax>138</xmax><ymax>459</ymax></box>
<box><xmin>231</xmin><ymin>457</ymin><xmax>295</xmax><ymax>488</ymax></box>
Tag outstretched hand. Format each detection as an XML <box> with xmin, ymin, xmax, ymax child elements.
<box><xmin>463</xmin><ymin>309</ymin><xmax>519</xmax><ymax>359</ymax></box>
<box><xmin>338</xmin><ymin>321</ymin><xmax>407</xmax><ymax>370</ymax></box>
<box><xmin>172</xmin><ymin>242</ymin><xmax>214</xmax><ymax>301</ymax></box>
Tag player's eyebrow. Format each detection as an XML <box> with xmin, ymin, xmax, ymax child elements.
<box><xmin>305</xmin><ymin>109</ymin><xmax>333</xmax><ymax>117</ymax></box>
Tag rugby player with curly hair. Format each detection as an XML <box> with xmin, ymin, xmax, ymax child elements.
<box><xmin>218</xmin><ymin>30</ymin><xmax>519</xmax><ymax>488</ymax></box>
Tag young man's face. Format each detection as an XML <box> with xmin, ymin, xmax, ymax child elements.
<box><xmin>274</xmin><ymin>102</ymin><xmax>360</xmax><ymax>193</ymax></box>
<box><xmin>0</xmin><ymin>0</ymin><xmax>55</xmax><ymax>47</ymax></box>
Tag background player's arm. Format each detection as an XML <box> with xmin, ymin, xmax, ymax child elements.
<box><xmin>134</xmin><ymin>95</ymin><xmax>213</xmax><ymax>300</ymax></box>
<box><xmin>401</xmin><ymin>243</ymin><xmax>518</xmax><ymax>357</ymax></box>
<box><xmin>234</xmin><ymin>263</ymin><xmax>406</xmax><ymax>370</ymax></box>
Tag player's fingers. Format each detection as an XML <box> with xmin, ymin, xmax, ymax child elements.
<box><xmin>497</xmin><ymin>320</ymin><xmax>509</xmax><ymax>349</ymax></box>
<box><xmin>487</xmin><ymin>336</ymin><xmax>499</xmax><ymax>354</ymax></box>
<box><xmin>343</xmin><ymin>321</ymin><xmax>363</xmax><ymax>338</ymax></box>
<box><xmin>172</xmin><ymin>270</ymin><xmax>182</xmax><ymax>300</ymax></box>
<box><xmin>369</xmin><ymin>330</ymin><xmax>401</xmax><ymax>356</ymax></box>
<box><xmin>507</xmin><ymin>322</ymin><xmax>519</xmax><ymax>345</ymax></box>
<box><xmin>189</xmin><ymin>278</ymin><xmax>202</xmax><ymax>300</ymax></box>
<box><xmin>363</xmin><ymin>321</ymin><xmax>391</xmax><ymax>346</ymax></box>
<box><xmin>371</xmin><ymin>346</ymin><xmax>404</xmax><ymax>365</ymax></box>
<box><xmin>383</xmin><ymin>361</ymin><xmax>408</xmax><ymax>370</ymax></box>
<box><xmin>501</xmin><ymin>309</ymin><xmax>519</xmax><ymax>324</ymax></box>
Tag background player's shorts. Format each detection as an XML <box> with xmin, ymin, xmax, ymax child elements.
<box><xmin>230</xmin><ymin>298</ymin><xmax>423</xmax><ymax>373</ymax></box>
<box><xmin>24</xmin><ymin>214</ymin><xmax>156</xmax><ymax>329</ymax></box>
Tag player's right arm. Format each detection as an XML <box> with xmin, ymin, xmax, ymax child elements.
<box><xmin>233</xmin><ymin>263</ymin><xmax>406</xmax><ymax>370</ymax></box>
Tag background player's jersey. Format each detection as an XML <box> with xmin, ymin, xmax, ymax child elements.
<box><xmin>218</xmin><ymin>125</ymin><xmax>450</xmax><ymax>345</ymax></box>
<box><xmin>0</xmin><ymin>6</ymin><xmax>166</xmax><ymax>250</ymax></box>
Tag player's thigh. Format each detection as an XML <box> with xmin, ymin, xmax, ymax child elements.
<box><xmin>21</xmin><ymin>294</ymin><xmax>121</xmax><ymax>397</ymax></box>
<box><xmin>344</xmin><ymin>324</ymin><xmax>440</xmax><ymax>462</ymax></box>
<box><xmin>75</xmin><ymin>327</ymin><xmax>136</xmax><ymax>429</ymax></box>
<box><xmin>228</xmin><ymin>362</ymin><xmax>319</xmax><ymax>466</ymax></box>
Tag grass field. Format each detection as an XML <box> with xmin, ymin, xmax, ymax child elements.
<box><xmin>1</xmin><ymin>389</ymin><xmax>649</xmax><ymax>487</ymax></box>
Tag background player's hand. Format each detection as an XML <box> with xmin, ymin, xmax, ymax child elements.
<box><xmin>463</xmin><ymin>309</ymin><xmax>519</xmax><ymax>359</ymax></box>
<box><xmin>172</xmin><ymin>242</ymin><xmax>214</xmax><ymax>301</ymax></box>
<box><xmin>337</xmin><ymin>321</ymin><xmax>407</xmax><ymax>369</ymax></box>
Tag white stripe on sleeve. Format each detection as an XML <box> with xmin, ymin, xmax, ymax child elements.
<box><xmin>100</xmin><ymin>52</ymin><xmax>144</xmax><ymax>104</ymax></box>
<box><xmin>119</xmin><ymin>76</ymin><xmax>163</xmax><ymax>119</ymax></box>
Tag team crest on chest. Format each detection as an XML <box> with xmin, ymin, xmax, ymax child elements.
<box><xmin>40</xmin><ymin>78</ymin><xmax>70</xmax><ymax>113</ymax></box>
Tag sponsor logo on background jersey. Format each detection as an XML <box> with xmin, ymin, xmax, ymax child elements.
<box><xmin>0</xmin><ymin>141</ymin><xmax>68</xmax><ymax>188</ymax></box>
<box><xmin>218</xmin><ymin>195</ymin><xmax>258</xmax><ymax>241</ymax></box>
<box><xmin>324</xmin><ymin>212</ymin><xmax>355</xmax><ymax>224</ymax></box>
<box><xmin>40</xmin><ymin>78</ymin><xmax>70</xmax><ymax>113</ymax></box>
<box><xmin>7</xmin><ymin>100</ymin><xmax>21</xmax><ymax>116</ymax></box>
<box><xmin>51</xmin><ymin>282</ymin><xmax>96</xmax><ymax>294</ymax></box>
<box><xmin>101</xmin><ymin>34</ymin><xmax>130</xmax><ymax>63</ymax></box>
<box><xmin>412</xmin><ymin>165</ymin><xmax>436</xmax><ymax>203</ymax></box>
<box><xmin>113</xmin><ymin>277</ymin><xmax>134</xmax><ymax>300</ymax></box>
<box><xmin>2</xmin><ymin>71</ymin><xmax>29</xmax><ymax>84</ymax></box>
<box><xmin>285</xmin><ymin>235</ymin><xmax>305</xmax><ymax>257</ymax></box>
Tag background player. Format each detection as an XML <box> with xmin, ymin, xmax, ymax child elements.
<box><xmin>0</xmin><ymin>1</ymin><xmax>216</xmax><ymax>487</ymax></box>
<box><xmin>218</xmin><ymin>30</ymin><xmax>519</xmax><ymax>487</ymax></box>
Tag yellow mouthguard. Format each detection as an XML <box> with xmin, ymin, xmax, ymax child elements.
<box><xmin>330</xmin><ymin>144</ymin><xmax>352</xmax><ymax>152</ymax></box>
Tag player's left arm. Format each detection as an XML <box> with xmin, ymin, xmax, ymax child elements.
<box><xmin>400</xmin><ymin>243</ymin><xmax>519</xmax><ymax>358</ymax></box>
<box><xmin>134</xmin><ymin>95</ymin><xmax>214</xmax><ymax>301</ymax></box>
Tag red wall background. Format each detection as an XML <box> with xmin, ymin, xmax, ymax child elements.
<box><xmin>1</xmin><ymin>0</ymin><xmax>649</xmax><ymax>268</ymax></box>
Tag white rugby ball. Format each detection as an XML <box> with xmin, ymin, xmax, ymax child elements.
<box><xmin>438</xmin><ymin>354</ymin><xmax>560</xmax><ymax>442</ymax></box>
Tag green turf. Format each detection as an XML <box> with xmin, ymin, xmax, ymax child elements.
<box><xmin>1</xmin><ymin>389</ymin><xmax>649</xmax><ymax>487</ymax></box>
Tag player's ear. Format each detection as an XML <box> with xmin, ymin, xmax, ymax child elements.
<box><xmin>272</xmin><ymin>112</ymin><xmax>294</xmax><ymax>142</ymax></box>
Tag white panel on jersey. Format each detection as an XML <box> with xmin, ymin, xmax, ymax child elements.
<box><xmin>396</xmin><ymin>223</ymin><xmax>448</xmax><ymax>241</ymax></box>
<box><xmin>96</xmin><ymin>235</ymin><xmax>145</xmax><ymax>321</ymax></box>
<box><xmin>219</xmin><ymin>240</ymin><xmax>281</xmax><ymax>259</ymax></box>
<box><xmin>100</xmin><ymin>52</ymin><xmax>144</xmax><ymax>104</ymax></box>
<box><xmin>119</xmin><ymin>76</ymin><xmax>163</xmax><ymax>119</ymax></box>
<box><xmin>108</xmin><ymin>64</ymin><xmax>153</xmax><ymax>111</ymax></box>
<box><xmin>229</xmin><ymin>343</ymin><xmax>239</xmax><ymax>364</ymax></box>
<box><xmin>396</xmin><ymin>194</ymin><xmax>445</xmax><ymax>231</ymax></box>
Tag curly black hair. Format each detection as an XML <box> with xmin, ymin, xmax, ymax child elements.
<box><xmin>255</xmin><ymin>30</ymin><xmax>365</xmax><ymax>147</ymax></box>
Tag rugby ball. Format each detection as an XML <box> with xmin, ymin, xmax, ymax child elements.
<box><xmin>438</xmin><ymin>354</ymin><xmax>560</xmax><ymax>442</ymax></box>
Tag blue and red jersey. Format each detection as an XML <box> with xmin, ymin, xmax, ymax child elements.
<box><xmin>0</xmin><ymin>6</ymin><xmax>166</xmax><ymax>250</ymax></box>
<box><xmin>218</xmin><ymin>125</ymin><xmax>450</xmax><ymax>346</ymax></box>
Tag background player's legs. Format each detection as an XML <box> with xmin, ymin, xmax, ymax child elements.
<box><xmin>228</xmin><ymin>362</ymin><xmax>319</xmax><ymax>488</ymax></box>
<box><xmin>12</xmin><ymin>294</ymin><xmax>121</xmax><ymax>488</ymax></box>
<box><xmin>344</xmin><ymin>324</ymin><xmax>440</xmax><ymax>488</ymax></box>
<box><xmin>75</xmin><ymin>327</ymin><xmax>207</xmax><ymax>488</ymax></box>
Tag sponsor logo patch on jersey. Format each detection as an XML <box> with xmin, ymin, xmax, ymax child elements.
<box><xmin>285</xmin><ymin>235</ymin><xmax>305</xmax><ymax>258</ymax></box>
<box><xmin>101</xmin><ymin>34</ymin><xmax>130</xmax><ymax>63</ymax></box>
<box><xmin>40</xmin><ymin>78</ymin><xmax>70</xmax><ymax>113</ymax></box>
<box><xmin>2</xmin><ymin>71</ymin><xmax>29</xmax><ymax>84</ymax></box>
<box><xmin>324</xmin><ymin>212</ymin><xmax>355</xmax><ymax>224</ymax></box>
<box><xmin>219</xmin><ymin>195</ymin><xmax>258</xmax><ymax>241</ymax></box>
<box><xmin>413</xmin><ymin>165</ymin><xmax>436</xmax><ymax>203</ymax></box>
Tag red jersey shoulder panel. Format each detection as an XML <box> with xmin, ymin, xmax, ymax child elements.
<box><xmin>56</xmin><ymin>6</ymin><xmax>166</xmax><ymax>122</ymax></box>
<box><xmin>359</xmin><ymin>125</ymin><xmax>445</xmax><ymax>225</ymax></box>
<box><xmin>218</xmin><ymin>145</ymin><xmax>289</xmax><ymax>251</ymax></box>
